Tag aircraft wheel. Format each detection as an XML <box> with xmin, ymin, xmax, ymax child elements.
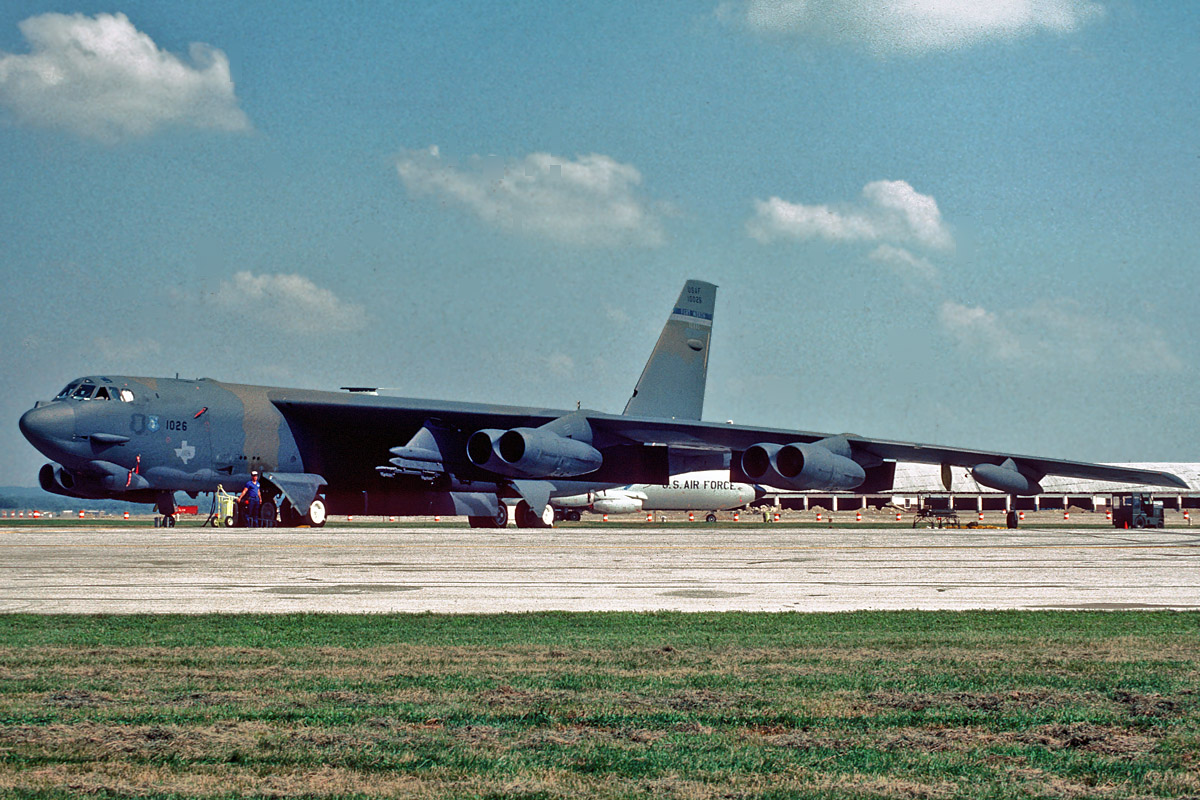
<box><xmin>515</xmin><ymin>501</ymin><xmax>554</xmax><ymax>528</ymax></box>
<box><xmin>566</xmin><ymin>510</ymin><xmax>581</xmax><ymax>522</ymax></box>
<box><xmin>164</xmin><ymin>515</ymin><xmax>175</xmax><ymax>528</ymax></box>
<box><xmin>706</xmin><ymin>513</ymin><xmax>718</xmax><ymax>523</ymax></box>
<box><xmin>305</xmin><ymin>499</ymin><xmax>327</xmax><ymax>528</ymax></box>
<box><xmin>260</xmin><ymin>499</ymin><xmax>277</xmax><ymax>527</ymax></box>
<box><xmin>469</xmin><ymin>503</ymin><xmax>508</xmax><ymax>529</ymax></box>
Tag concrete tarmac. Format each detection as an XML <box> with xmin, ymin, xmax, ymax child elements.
<box><xmin>1</xmin><ymin>524</ymin><xmax>1198</xmax><ymax>613</ymax></box>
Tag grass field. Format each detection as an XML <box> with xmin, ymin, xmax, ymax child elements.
<box><xmin>0</xmin><ymin>612</ymin><xmax>1197</xmax><ymax>798</ymax></box>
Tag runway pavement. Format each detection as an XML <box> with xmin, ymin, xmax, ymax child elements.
<box><xmin>1</xmin><ymin>524</ymin><xmax>1198</xmax><ymax>613</ymax></box>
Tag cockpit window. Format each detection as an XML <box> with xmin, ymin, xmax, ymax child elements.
<box><xmin>55</xmin><ymin>383</ymin><xmax>80</xmax><ymax>400</ymax></box>
<box><xmin>71</xmin><ymin>384</ymin><xmax>97</xmax><ymax>400</ymax></box>
<box><xmin>94</xmin><ymin>387</ymin><xmax>111</xmax><ymax>401</ymax></box>
<box><xmin>119</xmin><ymin>389</ymin><xmax>135</xmax><ymax>403</ymax></box>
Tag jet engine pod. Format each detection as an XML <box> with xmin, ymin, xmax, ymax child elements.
<box><xmin>971</xmin><ymin>461</ymin><xmax>1043</xmax><ymax>496</ymax></box>
<box><xmin>38</xmin><ymin>463</ymin><xmax>105</xmax><ymax>499</ymax></box>
<box><xmin>741</xmin><ymin>442</ymin><xmax>866</xmax><ymax>491</ymax></box>
<box><xmin>467</xmin><ymin>427</ymin><xmax>602</xmax><ymax>479</ymax></box>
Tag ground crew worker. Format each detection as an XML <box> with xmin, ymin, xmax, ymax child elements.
<box><xmin>237</xmin><ymin>470</ymin><xmax>262</xmax><ymax>524</ymax></box>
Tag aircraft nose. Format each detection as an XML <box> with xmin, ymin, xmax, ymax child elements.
<box><xmin>19</xmin><ymin>402</ymin><xmax>76</xmax><ymax>453</ymax></box>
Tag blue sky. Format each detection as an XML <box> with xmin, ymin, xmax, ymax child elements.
<box><xmin>2</xmin><ymin>1</ymin><xmax>1198</xmax><ymax>486</ymax></box>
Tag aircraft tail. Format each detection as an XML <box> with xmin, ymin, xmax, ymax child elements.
<box><xmin>622</xmin><ymin>279</ymin><xmax>717</xmax><ymax>420</ymax></box>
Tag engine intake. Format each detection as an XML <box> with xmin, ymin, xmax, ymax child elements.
<box><xmin>467</xmin><ymin>425</ymin><xmax>602</xmax><ymax>479</ymax></box>
<box><xmin>39</xmin><ymin>463</ymin><xmax>107</xmax><ymax>499</ymax></box>
<box><xmin>741</xmin><ymin>440</ymin><xmax>866</xmax><ymax>491</ymax></box>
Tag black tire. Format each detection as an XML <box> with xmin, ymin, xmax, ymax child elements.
<box><xmin>515</xmin><ymin>501</ymin><xmax>554</xmax><ymax>528</ymax></box>
<box><xmin>1135</xmin><ymin>517</ymin><xmax>1146</xmax><ymax>529</ymax></box>
<box><xmin>705</xmin><ymin>513</ymin><xmax>717</xmax><ymax>523</ymax></box>
<box><xmin>164</xmin><ymin>515</ymin><xmax>175</xmax><ymax>528</ymax></box>
<box><xmin>223</xmin><ymin>515</ymin><xmax>234</xmax><ymax>528</ymax></box>
<box><xmin>566</xmin><ymin>510</ymin><xmax>581</xmax><ymax>522</ymax></box>
<box><xmin>469</xmin><ymin>503</ymin><xmax>509</xmax><ymax>529</ymax></box>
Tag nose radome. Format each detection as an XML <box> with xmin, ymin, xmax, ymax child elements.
<box><xmin>19</xmin><ymin>402</ymin><xmax>76</xmax><ymax>451</ymax></box>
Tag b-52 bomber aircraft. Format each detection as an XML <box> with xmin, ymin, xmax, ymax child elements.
<box><xmin>20</xmin><ymin>280</ymin><xmax>1187</xmax><ymax>527</ymax></box>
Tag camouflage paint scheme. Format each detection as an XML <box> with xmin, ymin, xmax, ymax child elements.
<box><xmin>19</xmin><ymin>280</ymin><xmax>1188</xmax><ymax>527</ymax></box>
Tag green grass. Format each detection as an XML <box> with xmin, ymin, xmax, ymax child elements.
<box><xmin>0</xmin><ymin>612</ymin><xmax>1197</xmax><ymax>798</ymax></box>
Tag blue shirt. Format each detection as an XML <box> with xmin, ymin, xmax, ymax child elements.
<box><xmin>243</xmin><ymin>479</ymin><xmax>261</xmax><ymax>503</ymax></box>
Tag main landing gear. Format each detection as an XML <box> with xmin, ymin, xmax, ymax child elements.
<box><xmin>468</xmin><ymin>503</ymin><xmax>509</xmax><ymax>529</ymax></box>
<box><xmin>468</xmin><ymin>501</ymin><xmax>555</xmax><ymax>529</ymax></box>
<box><xmin>279</xmin><ymin>497</ymin><xmax>327</xmax><ymax>528</ymax></box>
<box><xmin>514</xmin><ymin>500</ymin><xmax>554</xmax><ymax>528</ymax></box>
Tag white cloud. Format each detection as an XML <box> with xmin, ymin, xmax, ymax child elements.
<box><xmin>729</xmin><ymin>0</ymin><xmax>1104</xmax><ymax>55</ymax></box>
<box><xmin>938</xmin><ymin>300</ymin><xmax>1024</xmax><ymax>360</ymax></box>
<box><xmin>868</xmin><ymin>244</ymin><xmax>940</xmax><ymax>283</ymax></box>
<box><xmin>210</xmin><ymin>272</ymin><xmax>368</xmax><ymax>336</ymax></box>
<box><xmin>748</xmin><ymin>180</ymin><xmax>952</xmax><ymax>251</ymax></box>
<box><xmin>939</xmin><ymin>299</ymin><xmax>1182</xmax><ymax>371</ymax></box>
<box><xmin>0</xmin><ymin>12</ymin><xmax>249</xmax><ymax>141</ymax></box>
<box><xmin>396</xmin><ymin>146</ymin><xmax>666</xmax><ymax>246</ymax></box>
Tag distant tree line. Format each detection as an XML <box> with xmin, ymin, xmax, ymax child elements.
<box><xmin>0</xmin><ymin>488</ymin><xmax>200</xmax><ymax>513</ymax></box>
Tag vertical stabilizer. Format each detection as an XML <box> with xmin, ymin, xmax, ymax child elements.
<box><xmin>622</xmin><ymin>280</ymin><xmax>717</xmax><ymax>420</ymax></box>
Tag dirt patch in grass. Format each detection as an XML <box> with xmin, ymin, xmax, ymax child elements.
<box><xmin>43</xmin><ymin>688</ymin><xmax>114</xmax><ymax>708</ymax></box>
<box><xmin>1016</xmin><ymin>722</ymin><xmax>1161</xmax><ymax>757</ymax></box>
<box><xmin>866</xmin><ymin>688</ymin><xmax>1072</xmax><ymax>713</ymax></box>
<box><xmin>1112</xmin><ymin>689</ymin><xmax>1184</xmax><ymax>719</ymax></box>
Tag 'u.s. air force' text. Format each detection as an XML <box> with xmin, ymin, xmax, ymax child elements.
<box><xmin>665</xmin><ymin>479</ymin><xmax>737</xmax><ymax>490</ymax></box>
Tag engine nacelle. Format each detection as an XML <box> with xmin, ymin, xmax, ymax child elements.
<box><xmin>741</xmin><ymin>441</ymin><xmax>866</xmax><ymax>491</ymax></box>
<box><xmin>467</xmin><ymin>427</ymin><xmax>602</xmax><ymax>479</ymax></box>
<box><xmin>971</xmin><ymin>461</ymin><xmax>1043</xmax><ymax>496</ymax></box>
<box><xmin>39</xmin><ymin>463</ymin><xmax>108</xmax><ymax>499</ymax></box>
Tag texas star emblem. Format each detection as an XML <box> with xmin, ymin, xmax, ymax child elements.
<box><xmin>174</xmin><ymin>440</ymin><xmax>196</xmax><ymax>465</ymax></box>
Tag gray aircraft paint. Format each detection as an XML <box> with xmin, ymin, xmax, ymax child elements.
<box><xmin>885</xmin><ymin>461</ymin><xmax>1200</xmax><ymax>495</ymax></box>
<box><xmin>622</xmin><ymin>280</ymin><xmax>715</xmax><ymax>421</ymax></box>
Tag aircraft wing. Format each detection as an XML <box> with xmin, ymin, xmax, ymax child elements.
<box><xmin>271</xmin><ymin>392</ymin><xmax>1187</xmax><ymax>492</ymax></box>
<box><xmin>590</xmin><ymin>414</ymin><xmax>1188</xmax><ymax>489</ymax></box>
<box><xmin>836</xmin><ymin>438</ymin><xmax>1189</xmax><ymax>489</ymax></box>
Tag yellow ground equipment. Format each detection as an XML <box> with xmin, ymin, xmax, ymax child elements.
<box><xmin>215</xmin><ymin>486</ymin><xmax>236</xmax><ymax>527</ymax></box>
